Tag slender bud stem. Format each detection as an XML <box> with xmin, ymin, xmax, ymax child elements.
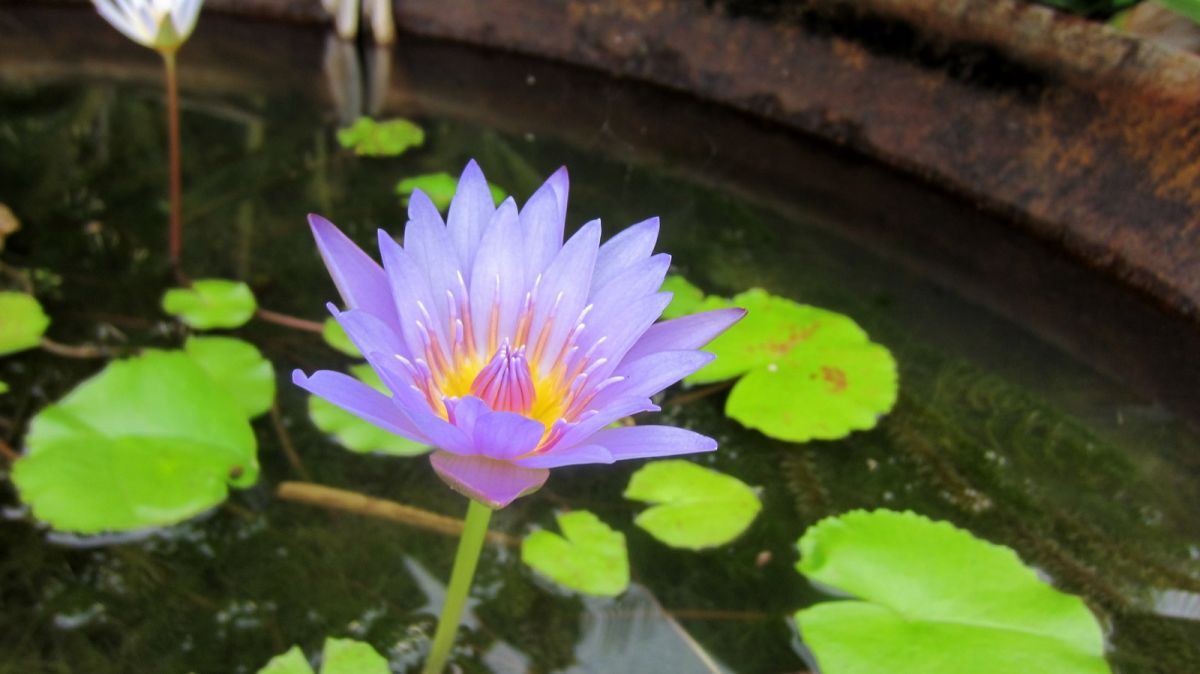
<box><xmin>161</xmin><ymin>48</ymin><xmax>183</xmax><ymax>267</ymax></box>
<box><xmin>422</xmin><ymin>498</ymin><xmax>493</xmax><ymax>674</ymax></box>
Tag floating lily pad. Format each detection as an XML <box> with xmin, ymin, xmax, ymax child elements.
<box><xmin>308</xmin><ymin>364</ymin><xmax>428</xmax><ymax>456</ymax></box>
<box><xmin>10</xmin><ymin>350</ymin><xmax>259</xmax><ymax>534</ymax></box>
<box><xmin>336</xmin><ymin>117</ymin><xmax>424</xmax><ymax>157</ymax></box>
<box><xmin>162</xmin><ymin>279</ymin><xmax>257</xmax><ymax>330</ymax></box>
<box><xmin>727</xmin><ymin>342</ymin><xmax>897</xmax><ymax>442</ymax></box>
<box><xmin>395</xmin><ymin>172</ymin><xmax>507</xmax><ymax>210</ymax></box>
<box><xmin>258</xmin><ymin>646</ymin><xmax>312</xmax><ymax>674</ymax></box>
<box><xmin>794</xmin><ymin>510</ymin><xmax>1111</xmax><ymax>674</ymax></box>
<box><xmin>521</xmin><ymin>510</ymin><xmax>629</xmax><ymax>596</ymax></box>
<box><xmin>0</xmin><ymin>292</ymin><xmax>50</xmax><ymax>356</ymax></box>
<box><xmin>184</xmin><ymin>336</ymin><xmax>275</xmax><ymax>418</ymax></box>
<box><xmin>257</xmin><ymin>638</ymin><xmax>389</xmax><ymax>674</ymax></box>
<box><xmin>688</xmin><ymin>289</ymin><xmax>867</xmax><ymax>385</ymax></box>
<box><xmin>624</xmin><ymin>460</ymin><xmax>761</xmax><ymax>549</ymax></box>
<box><xmin>658</xmin><ymin>280</ymin><xmax>898</xmax><ymax>442</ymax></box>
<box><xmin>660</xmin><ymin>275</ymin><xmax>728</xmax><ymax>320</ymax></box>
<box><xmin>321</xmin><ymin>318</ymin><xmax>360</xmax><ymax>357</ymax></box>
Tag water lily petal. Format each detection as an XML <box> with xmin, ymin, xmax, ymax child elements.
<box><xmin>468</xmin><ymin>200</ymin><xmax>525</xmax><ymax>353</ymax></box>
<box><xmin>471</xmin><ymin>409</ymin><xmax>545</xmax><ymax>460</ymax></box>
<box><xmin>521</xmin><ymin>166</ymin><xmax>569</xmax><ymax>275</ymax></box>
<box><xmin>446</xmin><ymin>159</ymin><xmax>495</xmax><ymax>274</ymax></box>
<box><xmin>589</xmin><ymin>350</ymin><xmax>714</xmax><ymax>410</ymax></box>
<box><xmin>292</xmin><ymin>369</ymin><xmax>424</xmax><ymax>442</ymax></box>
<box><xmin>429</xmin><ymin>451</ymin><xmax>549</xmax><ymax>509</ymax></box>
<box><xmin>621</xmin><ymin>307</ymin><xmax>747</xmax><ymax>364</ymax></box>
<box><xmin>515</xmin><ymin>444</ymin><xmax>613</xmax><ymax>469</ymax></box>
<box><xmin>591</xmin><ymin>216</ymin><xmax>659</xmax><ymax>291</ymax></box>
<box><xmin>308</xmin><ymin>214</ymin><xmax>399</xmax><ymax>329</ymax></box>
<box><xmin>588</xmin><ymin>425</ymin><xmax>717</xmax><ymax>460</ymax></box>
<box><xmin>530</xmin><ymin>219</ymin><xmax>600</xmax><ymax>373</ymax></box>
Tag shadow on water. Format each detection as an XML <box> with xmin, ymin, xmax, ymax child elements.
<box><xmin>1</xmin><ymin>5</ymin><xmax>1198</xmax><ymax>673</ymax></box>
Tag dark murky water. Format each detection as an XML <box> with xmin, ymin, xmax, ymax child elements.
<box><xmin>1</xmin><ymin>6</ymin><xmax>1199</xmax><ymax>673</ymax></box>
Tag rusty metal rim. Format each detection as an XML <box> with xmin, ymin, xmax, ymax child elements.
<box><xmin>191</xmin><ymin>0</ymin><xmax>1200</xmax><ymax>326</ymax></box>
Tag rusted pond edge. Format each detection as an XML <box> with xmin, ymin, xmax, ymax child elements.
<box><xmin>199</xmin><ymin>0</ymin><xmax>1200</xmax><ymax>323</ymax></box>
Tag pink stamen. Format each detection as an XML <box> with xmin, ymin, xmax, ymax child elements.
<box><xmin>470</xmin><ymin>343</ymin><xmax>536</xmax><ymax>415</ymax></box>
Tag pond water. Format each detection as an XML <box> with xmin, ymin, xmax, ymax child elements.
<box><xmin>2</xmin><ymin>6</ymin><xmax>1199</xmax><ymax>674</ymax></box>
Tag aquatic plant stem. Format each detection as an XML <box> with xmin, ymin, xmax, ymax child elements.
<box><xmin>422</xmin><ymin>498</ymin><xmax>493</xmax><ymax>674</ymax></box>
<box><xmin>161</xmin><ymin>48</ymin><xmax>183</xmax><ymax>268</ymax></box>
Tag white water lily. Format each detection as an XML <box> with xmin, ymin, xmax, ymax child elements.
<box><xmin>93</xmin><ymin>0</ymin><xmax>204</xmax><ymax>50</ymax></box>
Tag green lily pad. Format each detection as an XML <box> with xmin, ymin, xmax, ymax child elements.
<box><xmin>336</xmin><ymin>117</ymin><xmax>424</xmax><ymax>157</ymax></box>
<box><xmin>321</xmin><ymin>318</ymin><xmax>361</xmax><ymax>357</ymax></box>
<box><xmin>794</xmin><ymin>510</ymin><xmax>1111</xmax><ymax>674</ymax></box>
<box><xmin>162</xmin><ymin>279</ymin><xmax>257</xmax><ymax>330</ymax></box>
<box><xmin>658</xmin><ymin>280</ymin><xmax>899</xmax><ymax>442</ymax></box>
<box><xmin>521</xmin><ymin>510</ymin><xmax>629</xmax><ymax>596</ymax></box>
<box><xmin>258</xmin><ymin>646</ymin><xmax>312</xmax><ymax>674</ymax></box>
<box><xmin>320</xmin><ymin>638</ymin><xmax>390</xmax><ymax>674</ymax></box>
<box><xmin>660</xmin><ymin>275</ymin><xmax>728</xmax><ymax>320</ymax></box>
<box><xmin>10</xmin><ymin>350</ymin><xmax>259</xmax><ymax>534</ymax></box>
<box><xmin>395</xmin><ymin>172</ymin><xmax>507</xmax><ymax>211</ymax></box>
<box><xmin>0</xmin><ymin>380</ymin><xmax>8</xmax><ymax>394</ymax></box>
<box><xmin>624</xmin><ymin>460</ymin><xmax>761</xmax><ymax>549</ymax></box>
<box><xmin>727</xmin><ymin>342</ymin><xmax>897</xmax><ymax>442</ymax></box>
<box><xmin>184</xmin><ymin>336</ymin><xmax>275</xmax><ymax>418</ymax></box>
<box><xmin>688</xmin><ymin>289</ymin><xmax>868</xmax><ymax>385</ymax></box>
<box><xmin>308</xmin><ymin>364</ymin><xmax>428</xmax><ymax>456</ymax></box>
<box><xmin>0</xmin><ymin>291</ymin><xmax>50</xmax><ymax>356</ymax></box>
<box><xmin>256</xmin><ymin>638</ymin><xmax>389</xmax><ymax>674</ymax></box>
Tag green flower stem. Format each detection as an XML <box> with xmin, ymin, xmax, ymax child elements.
<box><xmin>160</xmin><ymin>48</ymin><xmax>183</xmax><ymax>267</ymax></box>
<box><xmin>422</xmin><ymin>498</ymin><xmax>493</xmax><ymax>674</ymax></box>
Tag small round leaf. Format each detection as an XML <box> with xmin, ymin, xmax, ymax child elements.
<box><xmin>257</xmin><ymin>646</ymin><xmax>313</xmax><ymax>674</ymax></box>
<box><xmin>162</xmin><ymin>279</ymin><xmax>257</xmax><ymax>330</ymax></box>
<box><xmin>184</xmin><ymin>336</ymin><xmax>275</xmax><ymax>418</ymax></box>
<box><xmin>521</xmin><ymin>510</ymin><xmax>629</xmax><ymax>596</ymax></box>
<box><xmin>726</xmin><ymin>343</ymin><xmax>897</xmax><ymax>442</ymax></box>
<box><xmin>0</xmin><ymin>291</ymin><xmax>50</xmax><ymax>356</ymax></box>
<box><xmin>336</xmin><ymin>117</ymin><xmax>424</xmax><ymax>157</ymax></box>
<box><xmin>624</xmin><ymin>460</ymin><xmax>761</xmax><ymax>549</ymax></box>
<box><xmin>10</xmin><ymin>350</ymin><xmax>260</xmax><ymax>534</ymax></box>
<box><xmin>395</xmin><ymin>172</ymin><xmax>507</xmax><ymax>210</ymax></box>
<box><xmin>794</xmin><ymin>510</ymin><xmax>1111</xmax><ymax>674</ymax></box>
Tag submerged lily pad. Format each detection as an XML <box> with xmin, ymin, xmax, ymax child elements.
<box><xmin>308</xmin><ymin>364</ymin><xmax>428</xmax><ymax>456</ymax></box>
<box><xmin>794</xmin><ymin>510</ymin><xmax>1111</xmax><ymax>674</ymax></box>
<box><xmin>395</xmin><ymin>172</ymin><xmax>507</xmax><ymax>210</ymax></box>
<box><xmin>10</xmin><ymin>350</ymin><xmax>260</xmax><ymax>534</ymax></box>
<box><xmin>336</xmin><ymin>117</ymin><xmax>424</xmax><ymax>157</ymax></box>
<box><xmin>257</xmin><ymin>638</ymin><xmax>389</xmax><ymax>674</ymax></box>
<box><xmin>321</xmin><ymin>318</ymin><xmax>360</xmax><ymax>357</ymax></box>
<box><xmin>660</xmin><ymin>280</ymin><xmax>898</xmax><ymax>442</ymax></box>
<box><xmin>0</xmin><ymin>291</ymin><xmax>50</xmax><ymax>356</ymax></box>
<box><xmin>184</xmin><ymin>336</ymin><xmax>275</xmax><ymax>418</ymax></box>
<box><xmin>624</xmin><ymin>460</ymin><xmax>761</xmax><ymax>549</ymax></box>
<box><xmin>521</xmin><ymin>510</ymin><xmax>629</xmax><ymax>596</ymax></box>
<box><xmin>162</xmin><ymin>279</ymin><xmax>257</xmax><ymax>330</ymax></box>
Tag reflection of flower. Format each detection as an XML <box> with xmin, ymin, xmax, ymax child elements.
<box><xmin>93</xmin><ymin>0</ymin><xmax>203</xmax><ymax>50</ymax></box>
<box><xmin>295</xmin><ymin>161</ymin><xmax>744</xmax><ymax>508</ymax></box>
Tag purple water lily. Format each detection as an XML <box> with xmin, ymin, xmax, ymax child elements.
<box><xmin>294</xmin><ymin>161</ymin><xmax>744</xmax><ymax>508</ymax></box>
